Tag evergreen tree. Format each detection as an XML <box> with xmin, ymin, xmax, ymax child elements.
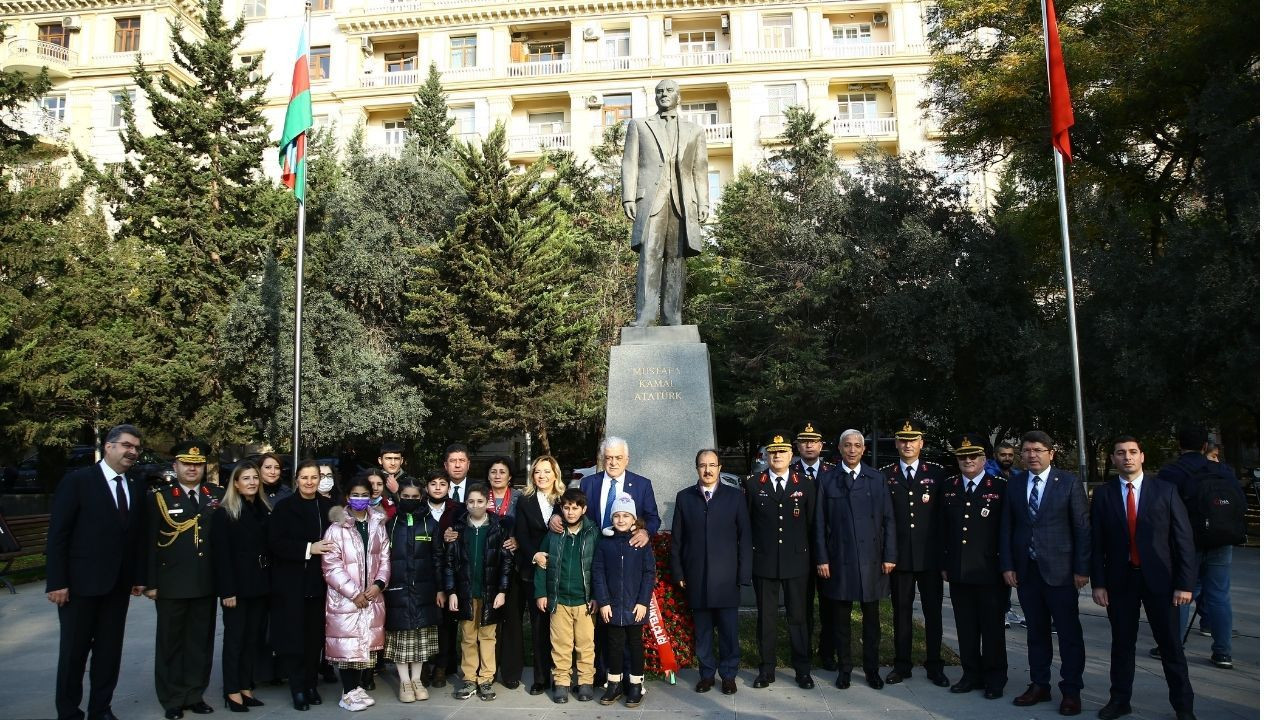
<box><xmin>405</xmin><ymin>63</ymin><xmax>454</xmax><ymax>155</ymax></box>
<box><xmin>405</xmin><ymin>125</ymin><xmax>600</xmax><ymax>453</ymax></box>
<box><xmin>81</xmin><ymin>0</ymin><xmax>287</xmax><ymax>443</ymax></box>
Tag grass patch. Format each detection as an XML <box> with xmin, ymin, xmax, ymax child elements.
<box><xmin>1</xmin><ymin>552</ymin><xmax>47</xmax><ymax>585</ymax></box>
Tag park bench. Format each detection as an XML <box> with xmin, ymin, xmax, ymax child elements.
<box><xmin>0</xmin><ymin>513</ymin><xmax>50</xmax><ymax>594</ymax></box>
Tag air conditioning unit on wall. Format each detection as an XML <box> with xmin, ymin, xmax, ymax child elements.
<box><xmin>360</xmin><ymin>37</ymin><xmax>374</xmax><ymax>55</ymax></box>
<box><xmin>872</xmin><ymin>12</ymin><xmax>888</xmax><ymax>26</ymax></box>
<box><xmin>583</xmin><ymin>26</ymin><xmax>600</xmax><ymax>41</ymax></box>
<box><xmin>585</xmin><ymin>94</ymin><xmax>603</xmax><ymax>108</ymax></box>
<box><xmin>62</xmin><ymin>15</ymin><xmax>82</xmax><ymax>30</ymax></box>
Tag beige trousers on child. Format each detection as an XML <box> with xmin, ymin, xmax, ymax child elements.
<box><xmin>549</xmin><ymin>603</ymin><xmax>596</xmax><ymax>687</ymax></box>
<box><xmin>460</xmin><ymin>598</ymin><xmax>497</xmax><ymax>684</ymax></box>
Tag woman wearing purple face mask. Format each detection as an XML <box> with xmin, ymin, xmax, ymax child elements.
<box><xmin>321</xmin><ymin>470</ymin><xmax>390</xmax><ymax>712</ymax></box>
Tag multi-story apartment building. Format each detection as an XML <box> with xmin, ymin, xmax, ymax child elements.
<box><xmin>2</xmin><ymin>0</ymin><xmax>961</xmax><ymax>207</ymax></box>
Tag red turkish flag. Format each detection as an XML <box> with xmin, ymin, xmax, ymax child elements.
<box><xmin>1045</xmin><ymin>0</ymin><xmax>1075</xmax><ymax>162</ymax></box>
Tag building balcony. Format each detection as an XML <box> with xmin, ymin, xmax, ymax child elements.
<box><xmin>663</xmin><ymin>50</ymin><xmax>731</xmax><ymax>68</ymax></box>
<box><xmin>358</xmin><ymin>69</ymin><xmax>420</xmax><ymax>88</ymax></box>
<box><xmin>510</xmin><ymin>124</ymin><xmax>571</xmax><ymax>154</ymax></box>
<box><xmin>582</xmin><ymin>55</ymin><xmax>646</xmax><ymax>72</ymax></box>
<box><xmin>3</xmin><ymin>39</ymin><xmax>77</xmax><ymax>77</ymax></box>
<box><xmin>832</xmin><ymin>116</ymin><xmax>897</xmax><ymax>138</ymax></box>
<box><xmin>701</xmin><ymin>123</ymin><xmax>733</xmax><ymax>145</ymax></box>
<box><xmin>508</xmin><ymin>56</ymin><xmax>571</xmax><ymax>78</ymax></box>
<box><xmin>363</xmin><ymin>0</ymin><xmax>423</xmax><ymax>13</ymax></box>
<box><xmin>439</xmin><ymin>65</ymin><xmax>491</xmax><ymax>82</ymax></box>
<box><xmin>741</xmin><ymin>46</ymin><xmax>810</xmax><ymax>63</ymax></box>
<box><xmin>823</xmin><ymin>41</ymin><xmax>895</xmax><ymax>59</ymax></box>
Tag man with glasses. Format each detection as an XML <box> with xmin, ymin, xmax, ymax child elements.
<box><xmin>743</xmin><ymin>432</ymin><xmax>818</xmax><ymax>689</ymax></box>
<box><xmin>1000</xmin><ymin>430</ymin><xmax>1090</xmax><ymax>716</ymax></box>
<box><xmin>48</xmin><ymin>424</ymin><xmax>150</xmax><ymax>720</ymax></box>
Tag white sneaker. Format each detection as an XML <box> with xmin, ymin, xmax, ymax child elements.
<box><xmin>339</xmin><ymin>691</ymin><xmax>369</xmax><ymax>711</ymax></box>
<box><xmin>353</xmin><ymin>687</ymin><xmax>376</xmax><ymax>706</ymax></box>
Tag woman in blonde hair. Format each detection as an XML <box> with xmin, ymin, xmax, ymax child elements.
<box><xmin>514</xmin><ymin>455</ymin><xmax>565</xmax><ymax>694</ymax></box>
<box><xmin>211</xmin><ymin>461</ymin><xmax>273</xmax><ymax>711</ymax></box>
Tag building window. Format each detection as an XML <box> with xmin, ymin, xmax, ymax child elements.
<box><xmin>114</xmin><ymin>17</ymin><xmax>141</xmax><ymax>53</ymax></box>
<box><xmin>836</xmin><ymin>92</ymin><xmax>878</xmax><ymax>120</ymax></box>
<box><xmin>762</xmin><ymin>14</ymin><xmax>793</xmax><ymax>49</ymax></box>
<box><xmin>678</xmin><ymin>31</ymin><xmax>716</xmax><ymax>53</ymax></box>
<box><xmin>109</xmin><ymin>89</ymin><xmax>136</xmax><ymax>129</ymax></box>
<box><xmin>384</xmin><ymin>51</ymin><xmax>416</xmax><ymax>73</ymax></box>
<box><xmin>449</xmin><ymin>35</ymin><xmax>477</xmax><ymax>68</ymax></box>
<box><xmin>237</xmin><ymin>53</ymin><xmax>263</xmax><ymax>81</ymax></box>
<box><xmin>832</xmin><ymin>23</ymin><xmax>872</xmax><ymax>44</ymax></box>
<box><xmin>309</xmin><ymin>46</ymin><xmax>330</xmax><ymax>80</ymax></box>
<box><xmin>766</xmin><ymin>84</ymin><xmax>797</xmax><ymax>115</ymax></box>
<box><xmin>680</xmin><ymin>101</ymin><xmax>719</xmax><ymax>126</ymax></box>
<box><xmin>602</xmin><ymin>93</ymin><xmax>632</xmax><ymax>126</ymax></box>
<box><xmin>242</xmin><ymin>0</ymin><xmax>267</xmax><ymax>19</ymax></box>
<box><xmin>449</xmin><ymin>104</ymin><xmax>476</xmax><ymax>134</ymax></box>
<box><xmin>40</xmin><ymin>94</ymin><xmax>67</xmax><ymax>122</ymax></box>
<box><xmin>527</xmin><ymin>41</ymin><xmax>565</xmax><ymax>62</ymax></box>
<box><xmin>38</xmin><ymin>23</ymin><xmax>68</xmax><ymax>48</ymax></box>
<box><xmin>314</xmin><ymin>0</ymin><xmax>333</xmax><ymax>10</ymax></box>
<box><xmin>708</xmin><ymin>170</ymin><xmax>722</xmax><ymax>207</ymax></box>
<box><xmin>528</xmin><ymin>111</ymin><xmax>565</xmax><ymax>133</ymax></box>
<box><xmin>384</xmin><ymin>119</ymin><xmax>407</xmax><ymax>146</ymax></box>
<box><xmin>602</xmin><ymin>31</ymin><xmax>630</xmax><ymax>58</ymax></box>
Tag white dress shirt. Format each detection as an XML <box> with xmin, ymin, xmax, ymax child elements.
<box><xmin>99</xmin><ymin>459</ymin><xmax>129</xmax><ymax>511</ymax></box>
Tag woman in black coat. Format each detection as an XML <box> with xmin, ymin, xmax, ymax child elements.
<box><xmin>486</xmin><ymin>457</ymin><xmax>525</xmax><ymax>689</ymax></box>
<box><xmin>383</xmin><ymin>479</ymin><xmax>441</xmax><ymax>702</ymax></box>
<box><xmin>268</xmin><ymin>459</ymin><xmax>335</xmax><ymax>710</ymax></box>
<box><xmin>514</xmin><ymin>456</ymin><xmax>565</xmax><ymax>695</ymax></box>
<box><xmin>212</xmin><ymin>461</ymin><xmax>273</xmax><ymax>711</ymax></box>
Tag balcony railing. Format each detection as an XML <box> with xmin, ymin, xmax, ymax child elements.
<box><xmin>510</xmin><ymin>124</ymin><xmax>571</xmax><ymax>153</ymax></box>
<box><xmin>832</xmin><ymin>116</ymin><xmax>897</xmax><ymax>137</ymax></box>
<box><xmin>703</xmin><ymin>123</ymin><xmax>733</xmax><ymax>143</ymax></box>
<box><xmin>508</xmin><ymin>56</ymin><xmax>571</xmax><ymax>78</ymax></box>
<box><xmin>741</xmin><ymin>46</ymin><xmax>809</xmax><ymax>63</ymax></box>
<box><xmin>6</xmin><ymin>38</ymin><xmax>77</xmax><ymax>66</ymax></box>
<box><xmin>583</xmin><ymin>55</ymin><xmax>645</xmax><ymax>72</ymax></box>
<box><xmin>358</xmin><ymin>69</ymin><xmax>420</xmax><ymax>88</ymax></box>
<box><xmin>824</xmin><ymin>41</ymin><xmax>895</xmax><ymax>59</ymax></box>
<box><xmin>364</xmin><ymin>0</ymin><xmax>422</xmax><ymax>12</ymax></box>
<box><xmin>439</xmin><ymin>65</ymin><xmax>490</xmax><ymax>82</ymax></box>
<box><xmin>663</xmin><ymin>50</ymin><xmax>730</xmax><ymax>67</ymax></box>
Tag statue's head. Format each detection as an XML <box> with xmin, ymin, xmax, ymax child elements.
<box><xmin>654</xmin><ymin>79</ymin><xmax>680</xmax><ymax>112</ymax></box>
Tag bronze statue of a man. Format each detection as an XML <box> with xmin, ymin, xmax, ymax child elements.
<box><xmin>621</xmin><ymin>79</ymin><xmax>709</xmax><ymax>327</ymax></box>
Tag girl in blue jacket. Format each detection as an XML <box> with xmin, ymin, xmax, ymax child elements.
<box><xmin>591</xmin><ymin>494</ymin><xmax>656</xmax><ymax>708</ymax></box>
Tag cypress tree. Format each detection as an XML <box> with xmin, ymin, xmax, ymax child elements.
<box><xmin>405</xmin><ymin>63</ymin><xmax>455</xmax><ymax>155</ymax></box>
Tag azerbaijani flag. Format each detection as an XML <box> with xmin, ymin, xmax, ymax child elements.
<box><xmin>279</xmin><ymin>27</ymin><xmax>313</xmax><ymax>203</ymax></box>
<box><xmin>1044</xmin><ymin>0</ymin><xmax>1074</xmax><ymax>163</ymax></box>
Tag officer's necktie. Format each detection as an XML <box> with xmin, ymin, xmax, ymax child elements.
<box><xmin>806</xmin><ymin>466</ymin><xmax>816</xmax><ymax>481</ymax></box>
<box><xmin>905</xmin><ymin>466</ymin><xmax>915</xmax><ymax>484</ymax></box>
<box><xmin>967</xmin><ymin>480</ymin><xmax>977</xmax><ymax>495</ymax></box>
<box><xmin>774</xmin><ymin>477</ymin><xmax>784</xmax><ymax>494</ymax></box>
<box><xmin>188</xmin><ymin>488</ymin><xmax>198</xmax><ymax>507</ymax></box>
<box><xmin>114</xmin><ymin>475</ymin><xmax>129</xmax><ymax>525</ymax></box>
<box><xmin>1127</xmin><ymin>482</ymin><xmax>1140</xmax><ymax>566</ymax></box>
<box><xmin>604</xmin><ymin>478</ymin><xmax>618</xmax><ymax>523</ymax></box>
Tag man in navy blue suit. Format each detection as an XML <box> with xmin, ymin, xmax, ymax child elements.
<box><xmin>579</xmin><ymin>436</ymin><xmax>661</xmax><ymax>686</ymax></box>
<box><xmin>1091</xmin><ymin>436</ymin><xmax>1197</xmax><ymax>720</ymax></box>
<box><xmin>1000</xmin><ymin>430</ymin><xmax>1090</xmax><ymax>716</ymax></box>
<box><xmin>47</xmin><ymin>424</ymin><xmax>150</xmax><ymax>720</ymax></box>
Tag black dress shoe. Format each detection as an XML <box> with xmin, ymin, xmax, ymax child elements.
<box><xmin>751</xmin><ymin>674</ymin><xmax>770</xmax><ymax>689</ymax></box>
<box><xmin>885</xmin><ymin>669</ymin><xmax>911</xmax><ymax>684</ymax></box>
<box><xmin>164</xmin><ymin>708</ymin><xmax>184</xmax><ymax>720</ymax></box>
<box><xmin>865</xmin><ymin>672</ymin><xmax>884</xmax><ymax>690</ymax></box>
<box><xmin>928</xmin><ymin>671</ymin><xmax>950</xmax><ymax>688</ymax></box>
<box><xmin>721</xmin><ymin>678</ymin><xmax>737</xmax><ymax>695</ymax></box>
<box><xmin>834</xmin><ymin>672</ymin><xmax>851</xmax><ymax>689</ymax></box>
<box><xmin>983</xmin><ymin>688</ymin><xmax>1003</xmax><ymax>699</ymax></box>
<box><xmin>1097</xmin><ymin>700</ymin><xmax>1132</xmax><ymax>720</ymax></box>
<box><xmin>1013</xmin><ymin>683</ymin><xmax>1052</xmax><ymax>706</ymax></box>
<box><xmin>305</xmin><ymin>688</ymin><xmax>322</xmax><ymax>706</ymax></box>
<box><xmin>796</xmin><ymin>673</ymin><xmax>815</xmax><ymax>690</ymax></box>
<box><xmin>950</xmin><ymin>679</ymin><xmax>976</xmax><ymax>694</ymax></box>
<box><xmin>502</xmin><ymin>680</ymin><xmax>520</xmax><ymax>690</ymax></box>
<box><xmin>695</xmin><ymin>678</ymin><xmax>714</xmax><ymax>693</ymax></box>
<box><xmin>290</xmin><ymin>692</ymin><xmax>309</xmax><ymax>711</ymax></box>
<box><xmin>187</xmin><ymin>702</ymin><xmax>214</xmax><ymax>715</ymax></box>
<box><xmin>529</xmin><ymin>682</ymin><xmax>547</xmax><ymax>695</ymax></box>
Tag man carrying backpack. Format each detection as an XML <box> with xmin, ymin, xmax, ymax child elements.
<box><xmin>1152</xmin><ymin>425</ymin><xmax>1245</xmax><ymax>670</ymax></box>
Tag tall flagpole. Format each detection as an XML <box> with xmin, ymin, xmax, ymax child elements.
<box><xmin>1039</xmin><ymin>0</ymin><xmax>1088</xmax><ymax>477</ymax></box>
<box><xmin>290</xmin><ymin>0</ymin><xmax>313</xmax><ymax>478</ymax></box>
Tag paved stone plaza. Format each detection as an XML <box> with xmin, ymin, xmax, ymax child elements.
<box><xmin>1</xmin><ymin>550</ymin><xmax>1258</xmax><ymax>720</ymax></box>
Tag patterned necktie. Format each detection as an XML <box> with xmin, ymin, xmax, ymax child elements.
<box><xmin>1028</xmin><ymin>476</ymin><xmax>1042</xmax><ymax>560</ymax></box>
<box><xmin>1127</xmin><ymin>482</ymin><xmax>1140</xmax><ymax>566</ymax></box>
<box><xmin>114</xmin><ymin>476</ymin><xmax>129</xmax><ymax>525</ymax></box>
<box><xmin>452</xmin><ymin>485</ymin><xmax>461</xmax><ymax>503</ymax></box>
<box><xmin>604</xmin><ymin>478</ymin><xmax>618</xmax><ymax>523</ymax></box>
<box><xmin>806</xmin><ymin>466</ymin><xmax>816</xmax><ymax>481</ymax></box>
<box><xmin>704</xmin><ymin>489</ymin><xmax>712</xmax><ymax>503</ymax></box>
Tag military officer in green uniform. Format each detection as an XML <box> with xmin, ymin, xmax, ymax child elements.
<box><xmin>144</xmin><ymin>441</ymin><xmax>223</xmax><ymax>719</ymax></box>
<box><xmin>941</xmin><ymin>433</ymin><xmax>1008</xmax><ymax>699</ymax></box>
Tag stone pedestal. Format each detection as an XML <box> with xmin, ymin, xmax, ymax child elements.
<box><xmin>605</xmin><ymin>325</ymin><xmax>716</xmax><ymax>528</ymax></box>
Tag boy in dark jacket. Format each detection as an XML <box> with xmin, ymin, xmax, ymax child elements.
<box><xmin>534</xmin><ymin>489</ymin><xmax>599</xmax><ymax>703</ymax></box>
<box><xmin>438</xmin><ymin>484</ymin><xmax>513</xmax><ymax>701</ymax></box>
<box><xmin>591</xmin><ymin>494</ymin><xmax>656</xmax><ymax>708</ymax></box>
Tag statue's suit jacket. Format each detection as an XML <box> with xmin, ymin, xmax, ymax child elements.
<box><xmin>621</xmin><ymin>113</ymin><xmax>708</xmax><ymax>256</ymax></box>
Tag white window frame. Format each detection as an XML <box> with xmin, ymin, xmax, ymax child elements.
<box><xmin>836</xmin><ymin>92</ymin><xmax>878</xmax><ymax>120</ymax></box>
<box><xmin>450</xmin><ymin>35</ymin><xmax>477</xmax><ymax>68</ymax></box>
<box><xmin>678</xmin><ymin>30</ymin><xmax>717</xmax><ymax>53</ymax></box>
<box><xmin>41</xmin><ymin>94</ymin><xmax>67</xmax><ymax>122</ymax></box>
<box><xmin>448</xmin><ymin>104</ymin><xmax>476</xmax><ymax>135</ymax></box>
<box><xmin>765</xmin><ymin>84</ymin><xmax>797</xmax><ymax>115</ymax></box>
<box><xmin>831</xmin><ymin>23</ymin><xmax>872</xmax><ymax>44</ymax></box>
<box><xmin>708</xmin><ymin>169</ymin><xmax>722</xmax><ymax>208</ymax></box>
<box><xmin>602</xmin><ymin>31</ymin><xmax>630</xmax><ymax>58</ymax></box>
<box><xmin>679</xmin><ymin>101</ymin><xmax>719</xmax><ymax>126</ymax></box>
<box><xmin>528</xmin><ymin>111</ymin><xmax>566</xmax><ymax>134</ymax></box>
<box><xmin>762</xmin><ymin>14</ymin><xmax>794</xmax><ymax>49</ymax></box>
<box><xmin>242</xmin><ymin>0</ymin><xmax>267</xmax><ymax>20</ymax></box>
<box><xmin>384</xmin><ymin>119</ymin><xmax>407</xmax><ymax>146</ymax></box>
<box><xmin>109</xmin><ymin>89</ymin><xmax>136</xmax><ymax>129</ymax></box>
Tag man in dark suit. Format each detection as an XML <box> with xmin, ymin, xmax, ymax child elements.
<box><xmin>1091</xmin><ymin>436</ymin><xmax>1197</xmax><ymax>720</ymax></box>
<box><xmin>941</xmin><ymin>434</ymin><xmax>1008</xmax><ymax>699</ymax></box>
<box><xmin>744</xmin><ymin>432</ymin><xmax>818</xmax><ymax>689</ymax></box>
<box><xmin>1000</xmin><ymin>430</ymin><xmax>1090</xmax><ymax>715</ymax></box>
<box><xmin>815</xmin><ymin>429</ymin><xmax>896</xmax><ymax>690</ymax></box>
<box><xmin>881</xmin><ymin>418</ymin><xmax>950</xmax><ymax>687</ymax></box>
<box><xmin>791</xmin><ymin>423</ymin><xmax>836</xmax><ymax>669</ymax></box>
<box><xmin>47</xmin><ymin>424</ymin><xmax>149</xmax><ymax>720</ymax></box>
<box><xmin>671</xmin><ymin>449</ymin><xmax>751</xmax><ymax>694</ymax></box>
<box><xmin>145</xmin><ymin>441</ymin><xmax>224</xmax><ymax>720</ymax></box>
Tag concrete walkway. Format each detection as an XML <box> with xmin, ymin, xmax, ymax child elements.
<box><xmin>1</xmin><ymin>550</ymin><xmax>1258</xmax><ymax>720</ymax></box>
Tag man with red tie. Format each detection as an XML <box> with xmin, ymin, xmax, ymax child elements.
<box><xmin>1090</xmin><ymin>436</ymin><xmax>1197</xmax><ymax>720</ymax></box>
